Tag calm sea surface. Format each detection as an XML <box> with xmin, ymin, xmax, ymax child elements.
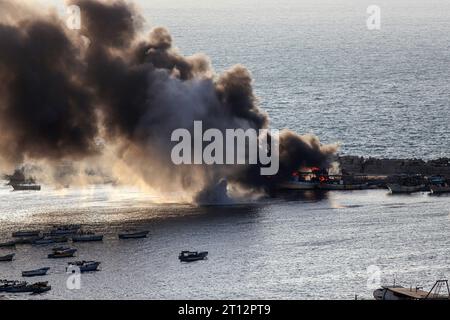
<box><xmin>1</xmin><ymin>0</ymin><xmax>449</xmax><ymax>300</ymax></box>
<box><xmin>1</xmin><ymin>184</ymin><xmax>449</xmax><ymax>300</ymax></box>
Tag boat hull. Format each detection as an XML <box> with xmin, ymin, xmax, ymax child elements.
<box><xmin>118</xmin><ymin>231</ymin><xmax>149</xmax><ymax>239</ymax></box>
<box><xmin>277</xmin><ymin>181</ymin><xmax>318</xmax><ymax>190</ymax></box>
<box><xmin>0</xmin><ymin>241</ymin><xmax>16</xmax><ymax>248</ymax></box>
<box><xmin>12</xmin><ymin>231</ymin><xmax>41</xmax><ymax>238</ymax></box>
<box><xmin>11</xmin><ymin>184</ymin><xmax>41</xmax><ymax>191</ymax></box>
<box><xmin>48</xmin><ymin>249</ymin><xmax>77</xmax><ymax>259</ymax></box>
<box><xmin>22</xmin><ymin>268</ymin><xmax>50</xmax><ymax>277</ymax></box>
<box><xmin>0</xmin><ymin>254</ymin><xmax>15</xmax><ymax>262</ymax></box>
<box><xmin>178</xmin><ymin>252</ymin><xmax>209</xmax><ymax>262</ymax></box>
<box><xmin>318</xmin><ymin>183</ymin><xmax>368</xmax><ymax>191</ymax></box>
<box><xmin>72</xmin><ymin>235</ymin><xmax>103</xmax><ymax>242</ymax></box>
<box><xmin>430</xmin><ymin>185</ymin><xmax>450</xmax><ymax>194</ymax></box>
<box><xmin>68</xmin><ymin>262</ymin><xmax>100</xmax><ymax>272</ymax></box>
<box><xmin>387</xmin><ymin>184</ymin><xmax>425</xmax><ymax>194</ymax></box>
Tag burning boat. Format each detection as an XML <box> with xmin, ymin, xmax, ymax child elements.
<box><xmin>5</xmin><ymin>169</ymin><xmax>41</xmax><ymax>191</ymax></box>
<box><xmin>276</xmin><ymin>170</ymin><xmax>319</xmax><ymax>190</ymax></box>
<box><xmin>278</xmin><ymin>168</ymin><xmax>369</xmax><ymax>191</ymax></box>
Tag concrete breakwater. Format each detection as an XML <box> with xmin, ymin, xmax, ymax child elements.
<box><xmin>339</xmin><ymin>156</ymin><xmax>450</xmax><ymax>178</ymax></box>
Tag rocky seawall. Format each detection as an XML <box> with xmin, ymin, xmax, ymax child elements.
<box><xmin>339</xmin><ymin>156</ymin><xmax>450</xmax><ymax>177</ymax></box>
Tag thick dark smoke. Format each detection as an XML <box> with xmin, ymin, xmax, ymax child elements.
<box><xmin>0</xmin><ymin>0</ymin><xmax>338</xmax><ymax>202</ymax></box>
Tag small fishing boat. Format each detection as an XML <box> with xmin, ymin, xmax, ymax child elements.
<box><xmin>72</xmin><ymin>232</ymin><xmax>103</xmax><ymax>242</ymax></box>
<box><xmin>11</xmin><ymin>183</ymin><xmax>41</xmax><ymax>191</ymax></box>
<box><xmin>13</xmin><ymin>237</ymin><xmax>41</xmax><ymax>245</ymax></box>
<box><xmin>178</xmin><ymin>251</ymin><xmax>208</xmax><ymax>262</ymax></box>
<box><xmin>0</xmin><ymin>280</ymin><xmax>26</xmax><ymax>292</ymax></box>
<box><xmin>387</xmin><ymin>183</ymin><xmax>425</xmax><ymax>194</ymax></box>
<box><xmin>22</xmin><ymin>267</ymin><xmax>50</xmax><ymax>277</ymax></box>
<box><xmin>12</xmin><ymin>230</ymin><xmax>41</xmax><ymax>238</ymax></box>
<box><xmin>118</xmin><ymin>230</ymin><xmax>149</xmax><ymax>239</ymax></box>
<box><xmin>47</xmin><ymin>247</ymin><xmax>77</xmax><ymax>259</ymax></box>
<box><xmin>32</xmin><ymin>236</ymin><xmax>68</xmax><ymax>245</ymax></box>
<box><xmin>0</xmin><ymin>253</ymin><xmax>15</xmax><ymax>262</ymax></box>
<box><xmin>30</xmin><ymin>282</ymin><xmax>52</xmax><ymax>294</ymax></box>
<box><xmin>5</xmin><ymin>281</ymin><xmax>51</xmax><ymax>294</ymax></box>
<box><xmin>428</xmin><ymin>176</ymin><xmax>450</xmax><ymax>194</ymax></box>
<box><xmin>277</xmin><ymin>180</ymin><xmax>318</xmax><ymax>190</ymax></box>
<box><xmin>67</xmin><ymin>261</ymin><xmax>101</xmax><ymax>273</ymax></box>
<box><xmin>49</xmin><ymin>225</ymin><xmax>81</xmax><ymax>236</ymax></box>
<box><xmin>430</xmin><ymin>184</ymin><xmax>450</xmax><ymax>194</ymax></box>
<box><xmin>0</xmin><ymin>241</ymin><xmax>16</xmax><ymax>248</ymax></box>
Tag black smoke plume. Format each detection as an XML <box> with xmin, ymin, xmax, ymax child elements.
<box><xmin>0</xmin><ymin>0</ymin><xmax>338</xmax><ymax>202</ymax></box>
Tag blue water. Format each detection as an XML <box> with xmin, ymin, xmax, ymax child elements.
<box><xmin>138</xmin><ymin>0</ymin><xmax>450</xmax><ymax>159</ymax></box>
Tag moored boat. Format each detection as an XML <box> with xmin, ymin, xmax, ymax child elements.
<box><xmin>0</xmin><ymin>241</ymin><xmax>16</xmax><ymax>248</ymax></box>
<box><xmin>67</xmin><ymin>261</ymin><xmax>101</xmax><ymax>272</ymax></box>
<box><xmin>387</xmin><ymin>183</ymin><xmax>425</xmax><ymax>194</ymax></box>
<box><xmin>22</xmin><ymin>267</ymin><xmax>50</xmax><ymax>277</ymax></box>
<box><xmin>4</xmin><ymin>281</ymin><xmax>51</xmax><ymax>294</ymax></box>
<box><xmin>0</xmin><ymin>280</ymin><xmax>26</xmax><ymax>292</ymax></box>
<box><xmin>0</xmin><ymin>253</ymin><xmax>15</xmax><ymax>262</ymax></box>
<box><xmin>428</xmin><ymin>176</ymin><xmax>450</xmax><ymax>194</ymax></box>
<box><xmin>47</xmin><ymin>247</ymin><xmax>77</xmax><ymax>259</ymax></box>
<box><xmin>13</xmin><ymin>236</ymin><xmax>42</xmax><ymax>245</ymax></box>
<box><xmin>49</xmin><ymin>224</ymin><xmax>81</xmax><ymax>236</ymax></box>
<box><xmin>318</xmin><ymin>182</ymin><xmax>369</xmax><ymax>190</ymax></box>
<box><xmin>72</xmin><ymin>232</ymin><xmax>103</xmax><ymax>242</ymax></box>
<box><xmin>32</xmin><ymin>236</ymin><xmax>68</xmax><ymax>245</ymax></box>
<box><xmin>11</xmin><ymin>183</ymin><xmax>41</xmax><ymax>191</ymax></box>
<box><xmin>430</xmin><ymin>184</ymin><xmax>450</xmax><ymax>194</ymax></box>
<box><xmin>277</xmin><ymin>180</ymin><xmax>319</xmax><ymax>190</ymax></box>
<box><xmin>118</xmin><ymin>230</ymin><xmax>149</xmax><ymax>239</ymax></box>
<box><xmin>12</xmin><ymin>230</ymin><xmax>41</xmax><ymax>238</ymax></box>
<box><xmin>178</xmin><ymin>251</ymin><xmax>208</xmax><ymax>262</ymax></box>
